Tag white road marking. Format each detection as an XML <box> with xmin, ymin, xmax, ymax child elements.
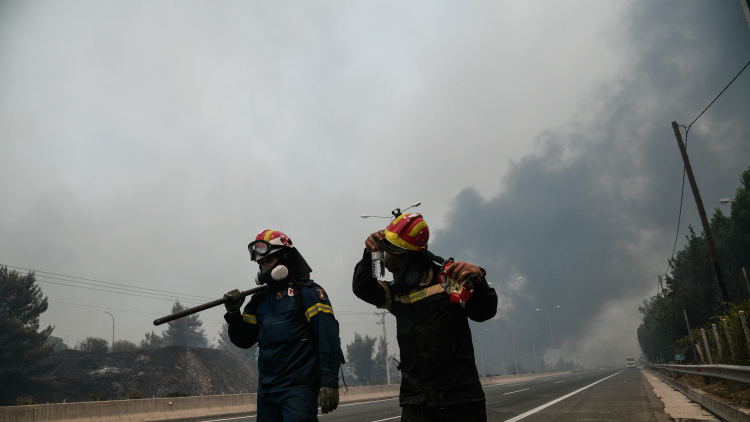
<box><xmin>338</xmin><ymin>397</ymin><xmax>399</xmax><ymax>407</ymax></box>
<box><xmin>503</xmin><ymin>370</ymin><xmax>624</xmax><ymax>422</ymax></box>
<box><xmin>504</xmin><ymin>388</ymin><xmax>531</xmax><ymax>395</ymax></box>
<box><xmin>486</xmin><ymin>382</ymin><xmax>528</xmax><ymax>388</ymax></box>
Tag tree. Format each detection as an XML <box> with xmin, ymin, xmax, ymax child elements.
<box><xmin>44</xmin><ymin>336</ymin><xmax>69</xmax><ymax>352</ymax></box>
<box><xmin>161</xmin><ymin>301</ymin><xmax>208</xmax><ymax>348</ymax></box>
<box><xmin>139</xmin><ymin>331</ymin><xmax>163</xmax><ymax>350</ymax></box>
<box><xmin>112</xmin><ymin>340</ymin><xmax>138</xmax><ymax>352</ymax></box>
<box><xmin>372</xmin><ymin>336</ymin><xmax>387</xmax><ymax>384</ymax></box>
<box><xmin>77</xmin><ymin>336</ymin><xmax>109</xmax><ymax>353</ymax></box>
<box><xmin>0</xmin><ymin>266</ymin><xmax>54</xmax><ymax>374</ymax></box>
<box><xmin>346</xmin><ymin>333</ymin><xmax>376</xmax><ymax>385</ymax></box>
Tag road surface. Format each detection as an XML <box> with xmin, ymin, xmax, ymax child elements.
<box><xmin>201</xmin><ymin>368</ymin><xmax>719</xmax><ymax>422</ymax></box>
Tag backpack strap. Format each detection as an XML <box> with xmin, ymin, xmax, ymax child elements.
<box><xmin>292</xmin><ymin>281</ymin><xmax>306</xmax><ymax>315</ymax></box>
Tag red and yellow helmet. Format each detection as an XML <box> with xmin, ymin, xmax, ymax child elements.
<box><xmin>383</xmin><ymin>213</ymin><xmax>429</xmax><ymax>254</ymax></box>
<box><xmin>248</xmin><ymin>230</ymin><xmax>294</xmax><ymax>261</ymax></box>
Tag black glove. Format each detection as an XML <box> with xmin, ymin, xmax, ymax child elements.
<box><xmin>223</xmin><ymin>289</ymin><xmax>243</xmax><ymax>313</ymax></box>
<box><xmin>318</xmin><ymin>386</ymin><xmax>339</xmax><ymax>414</ymax></box>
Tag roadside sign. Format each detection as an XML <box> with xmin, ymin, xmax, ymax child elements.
<box><xmin>675</xmin><ymin>354</ymin><xmax>685</xmax><ymax>360</ymax></box>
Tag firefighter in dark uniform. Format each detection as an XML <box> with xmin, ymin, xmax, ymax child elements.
<box><xmin>352</xmin><ymin>213</ymin><xmax>497</xmax><ymax>422</ymax></box>
<box><xmin>225</xmin><ymin>230</ymin><xmax>342</xmax><ymax>421</ymax></box>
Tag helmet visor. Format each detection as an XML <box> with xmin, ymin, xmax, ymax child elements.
<box><xmin>248</xmin><ymin>240</ymin><xmax>281</xmax><ymax>261</ymax></box>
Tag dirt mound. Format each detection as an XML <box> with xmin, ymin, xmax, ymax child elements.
<box><xmin>1</xmin><ymin>347</ymin><xmax>258</xmax><ymax>406</ymax></box>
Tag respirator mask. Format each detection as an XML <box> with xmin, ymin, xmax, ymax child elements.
<box><xmin>255</xmin><ymin>263</ymin><xmax>289</xmax><ymax>286</ymax></box>
<box><xmin>388</xmin><ymin>259</ymin><xmax>424</xmax><ymax>294</ymax></box>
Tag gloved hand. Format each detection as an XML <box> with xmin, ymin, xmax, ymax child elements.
<box><xmin>318</xmin><ymin>386</ymin><xmax>339</xmax><ymax>414</ymax></box>
<box><xmin>223</xmin><ymin>289</ymin><xmax>243</xmax><ymax>313</ymax></box>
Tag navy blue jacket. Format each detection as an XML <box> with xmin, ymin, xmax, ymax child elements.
<box><xmin>225</xmin><ymin>279</ymin><xmax>342</xmax><ymax>394</ymax></box>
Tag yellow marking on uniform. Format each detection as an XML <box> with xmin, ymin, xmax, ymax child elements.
<box><xmin>304</xmin><ymin>303</ymin><xmax>333</xmax><ymax>321</ymax></box>
<box><xmin>242</xmin><ymin>313</ymin><xmax>258</xmax><ymax>325</ymax></box>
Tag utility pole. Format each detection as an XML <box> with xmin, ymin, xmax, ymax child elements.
<box><xmin>104</xmin><ymin>311</ymin><xmax>114</xmax><ymax>353</ymax></box>
<box><xmin>375</xmin><ymin>311</ymin><xmax>390</xmax><ymax>384</ymax></box>
<box><xmin>671</xmin><ymin>122</ymin><xmax>730</xmax><ymax>306</ymax></box>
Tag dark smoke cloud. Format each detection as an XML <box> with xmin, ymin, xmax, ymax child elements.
<box><xmin>431</xmin><ymin>1</ymin><xmax>750</xmax><ymax>371</ymax></box>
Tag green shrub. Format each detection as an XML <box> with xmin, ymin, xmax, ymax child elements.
<box><xmin>125</xmin><ymin>391</ymin><xmax>142</xmax><ymax>399</ymax></box>
<box><xmin>163</xmin><ymin>391</ymin><xmax>189</xmax><ymax>398</ymax></box>
<box><xmin>16</xmin><ymin>396</ymin><xmax>34</xmax><ymax>406</ymax></box>
<box><xmin>88</xmin><ymin>393</ymin><xmax>108</xmax><ymax>401</ymax></box>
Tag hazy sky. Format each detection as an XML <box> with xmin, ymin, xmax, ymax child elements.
<box><xmin>1</xmin><ymin>1</ymin><xmax>749</xmax><ymax>374</ymax></box>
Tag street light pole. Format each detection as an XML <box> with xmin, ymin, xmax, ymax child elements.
<box><xmin>536</xmin><ymin>306</ymin><xmax>560</xmax><ymax>370</ymax></box>
<box><xmin>532</xmin><ymin>334</ymin><xmax>539</xmax><ymax>372</ymax></box>
<box><xmin>504</xmin><ymin>277</ymin><xmax>523</xmax><ymax>375</ymax></box>
<box><xmin>499</xmin><ymin>332</ymin><xmax>508</xmax><ymax>375</ymax></box>
<box><xmin>104</xmin><ymin>311</ymin><xmax>114</xmax><ymax>353</ymax></box>
<box><xmin>479</xmin><ymin>328</ymin><xmax>489</xmax><ymax>377</ymax></box>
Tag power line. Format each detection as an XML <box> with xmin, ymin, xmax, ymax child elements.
<box><xmin>5</xmin><ymin>264</ymin><xmax>214</xmax><ymax>301</ymax></box>
<box><xmin>49</xmin><ymin>300</ymin><xmax>224</xmax><ymax>325</ymax></box>
<box><xmin>37</xmin><ymin>277</ymin><xmax>208</xmax><ymax>305</ymax></box>
<box><xmin>686</xmin><ymin>60</ymin><xmax>750</xmax><ymax>129</ymax></box>
<box><xmin>35</xmin><ymin>273</ymin><xmax>208</xmax><ymax>303</ymax></box>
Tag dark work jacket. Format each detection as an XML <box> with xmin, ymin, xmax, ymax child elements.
<box><xmin>225</xmin><ymin>278</ymin><xmax>342</xmax><ymax>394</ymax></box>
<box><xmin>352</xmin><ymin>250</ymin><xmax>498</xmax><ymax>407</ymax></box>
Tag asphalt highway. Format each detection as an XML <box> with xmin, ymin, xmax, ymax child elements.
<box><xmin>206</xmin><ymin>368</ymin><xmax>664</xmax><ymax>422</ymax></box>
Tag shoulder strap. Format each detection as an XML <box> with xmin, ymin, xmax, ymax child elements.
<box><xmin>292</xmin><ymin>280</ymin><xmax>307</xmax><ymax>316</ymax></box>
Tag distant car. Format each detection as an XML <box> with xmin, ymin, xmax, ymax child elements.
<box><xmin>625</xmin><ymin>357</ymin><xmax>636</xmax><ymax>368</ymax></box>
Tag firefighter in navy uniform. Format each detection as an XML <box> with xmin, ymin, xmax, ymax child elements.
<box><xmin>224</xmin><ymin>230</ymin><xmax>343</xmax><ymax>422</ymax></box>
<box><xmin>352</xmin><ymin>213</ymin><xmax>498</xmax><ymax>422</ymax></box>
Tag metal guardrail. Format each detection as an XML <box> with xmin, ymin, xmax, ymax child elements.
<box><xmin>647</xmin><ymin>363</ymin><xmax>750</xmax><ymax>384</ymax></box>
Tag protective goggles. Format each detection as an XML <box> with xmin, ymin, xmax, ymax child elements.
<box><xmin>248</xmin><ymin>240</ymin><xmax>282</xmax><ymax>261</ymax></box>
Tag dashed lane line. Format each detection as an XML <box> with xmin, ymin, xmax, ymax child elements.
<box><xmin>503</xmin><ymin>370</ymin><xmax>624</xmax><ymax>422</ymax></box>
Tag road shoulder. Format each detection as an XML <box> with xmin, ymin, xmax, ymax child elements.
<box><xmin>641</xmin><ymin>368</ymin><xmax>721</xmax><ymax>421</ymax></box>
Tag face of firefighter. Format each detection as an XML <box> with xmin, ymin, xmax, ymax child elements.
<box><xmin>385</xmin><ymin>252</ymin><xmax>423</xmax><ymax>293</ymax></box>
<box><xmin>257</xmin><ymin>254</ymin><xmax>279</xmax><ymax>270</ymax></box>
<box><xmin>384</xmin><ymin>252</ymin><xmax>410</xmax><ymax>275</ymax></box>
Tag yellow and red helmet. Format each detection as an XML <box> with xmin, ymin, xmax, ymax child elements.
<box><xmin>248</xmin><ymin>230</ymin><xmax>294</xmax><ymax>261</ymax></box>
<box><xmin>383</xmin><ymin>213</ymin><xmax>429</xmax><ymax>254</ymax></box>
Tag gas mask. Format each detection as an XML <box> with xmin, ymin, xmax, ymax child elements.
<box><xmin>255</xmin><ymin>264</ymin><xmax>289</xmax><ymax>286</ymax></box>
<box><xmin>388</xmin><ymin>263</ymin><xmax>423</xmax><ymax>294</ymax></box>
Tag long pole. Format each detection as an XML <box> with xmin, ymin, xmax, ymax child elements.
<box><xmin>532</xmin><ymin>335</ymin><xmax>539</xmax><ymax>372</ymax></box>
<box><xmin>671</xmin><ymin>121</ymin><xmax>730</xmax><ymax>306</ymax></box>
<box><xmin>153</xmin><ymin>285</ymin><xmax>267</xmax><ymax>325</ymax></box>
<box><xmin>104</xmin><ymin>311</ymin><xmax>114</xmax><ymax>353</ymax></box>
